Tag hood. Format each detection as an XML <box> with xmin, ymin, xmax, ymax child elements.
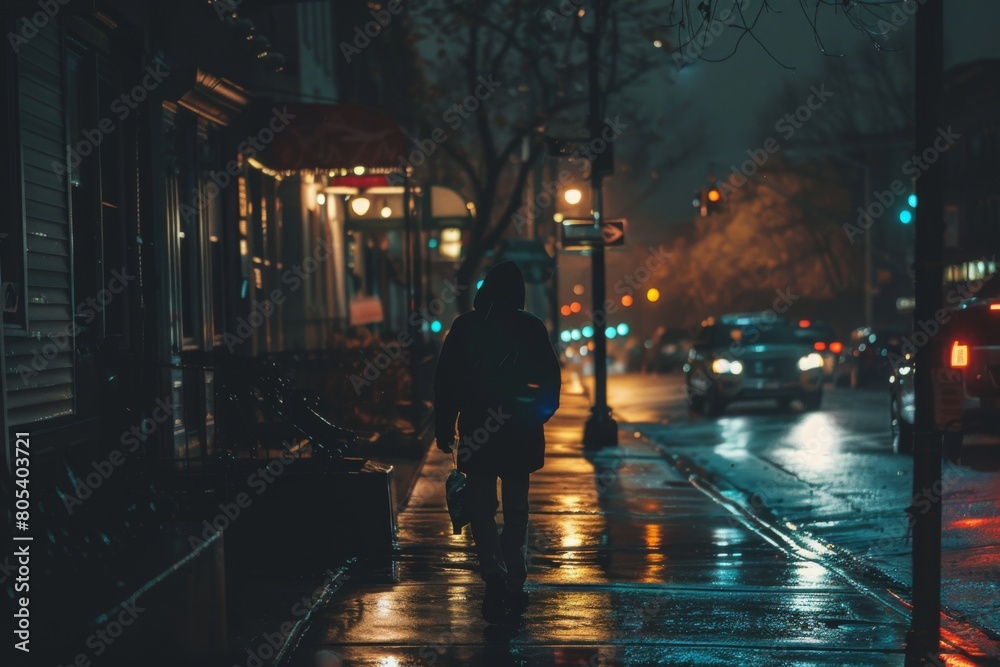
<box><xmin>473</xmin><ymin>261</ymin><xmax>525</xmax><ymax>313</ymax></box>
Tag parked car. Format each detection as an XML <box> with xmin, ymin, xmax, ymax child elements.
<box><xmin>684</xmin><ymin>313</ymin><xmax>824</xmax><ymax>417</ymax></box>
<box><xmin>889</xmin><ymin>298</ymin><xmax>1000</xmax><ymax>455</ymax></box>
<box><xmin>791</xmin><ymin>319</ymin><xmax>843</xmax><ymax>380</ymax></box>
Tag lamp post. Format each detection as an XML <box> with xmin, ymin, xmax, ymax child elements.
<box><xmin>581</xmin><ymin>0</ymin><xmax>617</xmax><ymax>449</ymax></box>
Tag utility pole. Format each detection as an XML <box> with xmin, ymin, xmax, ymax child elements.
<box><xmin>582</xmin><ymin>0</ymin><xmax>618</xmax><ymax>448</ymax></box>
<box><xmin>906</xmin><ymin>1</ymin><xmax>944</xmax><ymax>664</ymax></box>
<box><xmin>863</xmin><ymin>163</ymin><xmax>873</xmax><ymax>328</ymax></box>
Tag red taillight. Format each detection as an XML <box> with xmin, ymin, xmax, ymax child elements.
<box><xmin>829</xmin><ymin>341</ymin><xmax>843</xmax><ymax>354</ymax></box>
<box><xmin>813</xmin><ymin>341</ymin><xmax>827</xmax><ymax>351</ymax></box>
<box><xmin>950</xmin><ymin>341</ymin><xmax>969</xmax><ymax>368</ymax></box>
<box><xmin>799</xmin><ymin>319</ymin><xmax>810</xmax><ymax>328</ymax></box>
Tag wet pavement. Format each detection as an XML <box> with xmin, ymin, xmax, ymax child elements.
<box><xmin>601</xmin><ymin>371</ymin><xmax>1000</xmax><ymax>661</ymax></box>
<box><xmin>278</xmin><ymin>374</ymin><xmax>955</xmax><ymax>666</ymax></box>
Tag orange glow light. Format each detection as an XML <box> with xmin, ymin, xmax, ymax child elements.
<box><xmin>707</xmin><ymin>188</ymin><xmax>721</xmax><ymax>202</ymax></box>
<box><xmin>621</xmin><ymin>295</ymin><xmax>634</xmax><ymax>307</ymax></box>
<box><xmin>950</xmin><ymin>341</ymin><xmax>968</xmax><ymax>368</ymax></box>
<box><xmin>570</xmin><ymin>301</ymin><xmax>582</xmax><ymax>313</ymax></box>
<box><xmin>991</xmin><ymin>303</ymin><xmax>1000</xmax><ymax>311</ymax></box>
<box><xmin>814</xmin><ymin>341</ymin><xmax>827</xmax><ymax>351</ymax></box>
<box><xmin>799</xmin><ymin>319</ymin><xmax>811</xmax><ymax>328</ymax></box>
<box><xmin>829</xmin><ymin>341</ymin><xmax>843</xmax><ymax>354</ymax></box>
<box><xmin>646</xmin><ymin>288</ymin><xmax>660</xmax><ymax>303</ymax></box>
<box><xmin>560</xmin><ymin>305</ymin><xmax>572</xmax><ymax>317</ymax></box>
<box><xmin>948</xmin><ymin>517</ymin><xmax>993</xmax><ymax>530</ymax></box>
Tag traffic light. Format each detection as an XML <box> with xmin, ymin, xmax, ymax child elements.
<box><xmin>706</xmin><ymin>185</ymin><xmax>722</xmax><ymax>214</ymax></box>
<box><xmin>899</xmin><ymin>192</ymin><xmax>916</xmax><ymax>224</ymax></box>
<box><xmin>692</xmin><ymin>185</ymin><xmax>723</xmax><ymax>217</ymax></box>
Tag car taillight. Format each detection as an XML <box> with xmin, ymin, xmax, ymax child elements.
<box><xmin>829</xmin><ymin>341</ymin><xmax>843</xmax><ymax>354</ymax></box>
<box><xmin>813</xmin><ymin>341</ymin><xmax>827</xmax><ymax>351</ymax></box>
<box><xmin>991</xmin><ymin>303</ymin><xmax>1000</xmax><ymax>311</ymax></box>
<box><xmin>950</xmin><ymin>341</ymin><xmax>968</xmax><ymax>368</ymax></box>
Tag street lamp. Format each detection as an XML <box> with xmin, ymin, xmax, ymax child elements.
<box><xmin>581</xmin><ymin>0</ymin><xmax>617</xmax><ymax>449</ymax></box>
<box><xmin>564</xmin><ymin>188</ymin><xmax>583</xmax><ymax>205</ymax></box>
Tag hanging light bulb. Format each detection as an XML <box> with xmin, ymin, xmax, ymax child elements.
<box><xmin>351</xmin><ymin>197</ymin><xmax>371</xmax><ymax>216</ymax></box>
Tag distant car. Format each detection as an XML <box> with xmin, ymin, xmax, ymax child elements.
<box><xmin>889</xmin><ymin>298</ymin><xmax>1000</xmax><ymax>455</ymax></box>
<box><xmin>791</xmin><ymin>319</ymin><xmax>843</xmax><ymax>380</ymax></box>
<box><xmin>888</xmin><ymin>353</ymin><xmax>915</xmax><ymax>453</ymax></box>
<box><xmin>651</xmin><ymin>328</ymin><xmax>693</xmax><ymax>373</ymax></box>
<box><xmin>684</xmin><ymin>313</ymin><xmax>824</xmax><ymax>417</ymax></box>
<box><xmin>834</xmin><ymin>327</ymin><xmax>902</xmax><ymax>388</ymax></box>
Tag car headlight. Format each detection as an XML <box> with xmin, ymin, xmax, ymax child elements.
<box><xmin>797</xmin><ymin>353</ymin><xmax>824</xmax><ymax>371</ymax></box>
<box><xmin>712</xmin><ymin>358</ymin><xmax>743</xmax><ymax>374</ymax></box>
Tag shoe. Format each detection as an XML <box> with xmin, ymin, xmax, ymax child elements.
<box><xmin>508</xmin><ymin>589</ymin><xmax>530</xmax><ymax>616</ymax></box>
<box><xmin>482</xmin><ymin>572</ymin><xmax>508</xmax><ymax>624</ymax></box>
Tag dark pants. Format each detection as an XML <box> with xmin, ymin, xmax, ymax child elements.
<box><xmin>464</xmin><ymin>470</ymin><xmax>530</xmax><ymax>589</ymax></box>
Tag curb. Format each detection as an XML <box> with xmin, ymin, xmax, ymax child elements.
<box><xmin>640</xmin><ymin>435</ymin><xmax>1000</xmax><ymax>665</ymax></box>
<box><xmin>272</xmin><ymin>560</ymin><xmax>355</xmax><ymax>667</ymax></box>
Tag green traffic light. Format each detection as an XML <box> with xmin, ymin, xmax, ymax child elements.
<box><xmin>908</xmin><ymin>193</ymin><xmax>917</xmax><ymax>208</ymax></box>
<box><xmin>899</xmin><ymin>210</ymin><xmax>913</xmax><ymax>224</ymax></box>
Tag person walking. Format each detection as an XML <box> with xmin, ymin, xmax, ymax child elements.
<box><xmin>433</xmin><ymin>261</ymin><xmax>562</xmax><ymax>624</ymax></box>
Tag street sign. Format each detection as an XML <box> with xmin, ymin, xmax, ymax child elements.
<box><xmin>560</xmin><ymin>219</ymin><xmax>626</xmax><ymax>251</ymax></box>
<box><xmin>600</xmin><ymin>221</ymin><xmax>624</xmax><ymax>245</ymax></box>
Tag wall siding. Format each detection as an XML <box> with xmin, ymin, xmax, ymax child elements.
<box><xmin>4</xmin><ymin>21</ymin><xmax>74</xmax><ymax>425</ymax></box>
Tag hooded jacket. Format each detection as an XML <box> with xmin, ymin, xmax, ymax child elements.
<box><xmin>434</xmin><ymin>262</ymin><xmax>561</xmax><ymax>474</ymax></box>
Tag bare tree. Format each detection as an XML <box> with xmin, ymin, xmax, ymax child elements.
<box><xmin>656</xmin><ymin>158</ymin><xmax>854</xmax><ymax>325</ymax></box>
<box><xmin>658</xmin><ymin>0</ymin><xmax>919</xmax><ymax>70</ymax></box>
<box><xmin>410</xmin><ymin>0</ymin><xmax>702</xmax><ymax>310</ymax></box>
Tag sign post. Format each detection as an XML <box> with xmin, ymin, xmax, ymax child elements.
<box><xmin>560</xmin><ymin>219</ymin><xmax>626</xmax><ymax>251</ymax></box>
<box><xmin>581</xmin><ymin>0</ymin><xmax>618</xmax><ymax>449</ymax></box>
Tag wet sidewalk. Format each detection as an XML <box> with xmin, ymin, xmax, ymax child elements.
<box><xmin>283</xmin><ymin>376</ymin><xmax>917</xmax><ymax>666</ymax></box>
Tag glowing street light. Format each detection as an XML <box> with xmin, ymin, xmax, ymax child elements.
<box><xmin>564</xmin><ymin>188</ymin><xmax>583</xmax><ymax>205</ymax></box>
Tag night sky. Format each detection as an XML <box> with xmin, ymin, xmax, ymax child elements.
<box><xmin>625</xmin><ymin>0</ymin><xmax>1000</xmax><ymax>236</ymax></box>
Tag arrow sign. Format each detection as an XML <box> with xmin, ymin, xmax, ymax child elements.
<box><xmin>601</xmin><ymin>221</ymin><xmax>624</xmax><ymax>245</ymax></box>
<box><xmin>560</xmin><ymin>219</ymin><xmax>626</xmax><ymax>250</ymax></box>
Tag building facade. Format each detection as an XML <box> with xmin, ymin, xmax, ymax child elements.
<box><xmin>0</xmin><ymin>1</ymin><xmax>430</xmax><ymax>659</ymax></box>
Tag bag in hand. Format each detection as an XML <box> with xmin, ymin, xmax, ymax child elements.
<box><xmin>446</xmin><ymin>464</ymin><xmax>471</xmax><ymax>534</ymax></box>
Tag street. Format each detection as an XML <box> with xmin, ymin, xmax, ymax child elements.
<box><xmin>598</xmin><ymin>371</ymin><xmax>1000</xmax><ymax>639</ymax></box>
<box><xmin>5</xmin><ymin>1</ymin><xmax>1000</xmax><ymax>664</ymax></box>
